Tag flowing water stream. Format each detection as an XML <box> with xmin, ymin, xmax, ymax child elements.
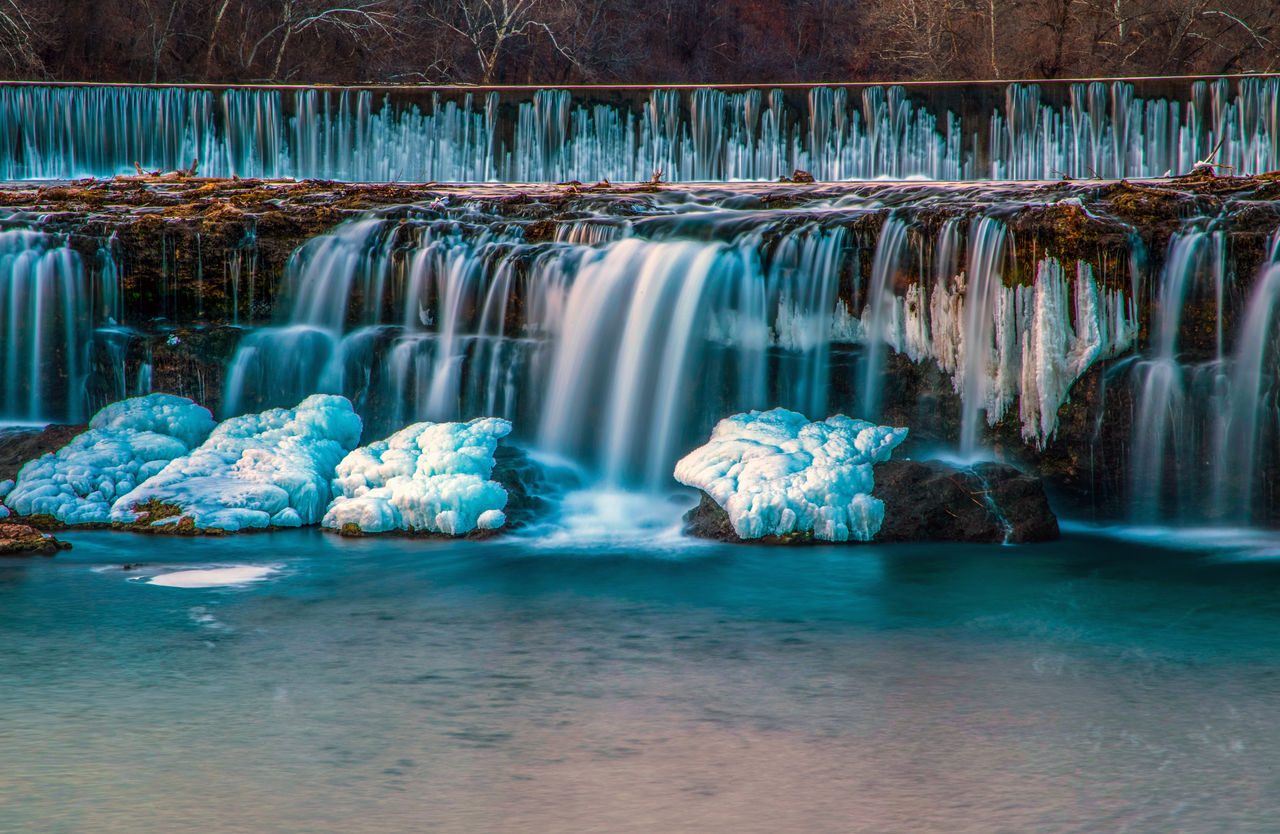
<box><xmin>4</xmin><ymin>528</ymin><xmax>1280</xmax><ymax>833</ymax></box>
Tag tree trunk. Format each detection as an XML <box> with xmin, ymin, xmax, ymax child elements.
<box><xmin>272</xmin><ymin>29</ymin><xmax>293</xmax><ymax>79</ymax></box>
<box><xmin>204</xmin><ymin>0</ymin><xmax>232</xmax><ymax>77</ymax></box>
<box><xmin>987</xmin><ymin>0</ymin><xmax>999</xmax><ymax>78</ymax></box>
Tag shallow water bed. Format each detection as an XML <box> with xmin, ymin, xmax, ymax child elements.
<box><xmin>3</xmin><ymin>528</ymin><xmax>1279</xmax><ymax>833</ymax></box>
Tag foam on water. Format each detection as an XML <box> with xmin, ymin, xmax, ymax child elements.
<box><xmin>512</xmin><ymin>487</ymin><xmax>703</xmax><ymax>555</ymax></box>
<box><xmin>1060</xmin><ymin>520</ymin><xmax>1280</xmax><ymax>560</ymax></box>
<box><xmin>145</xmin><ymin>565</ymin><xmax>281</xmax><ymax>588</ymax></box>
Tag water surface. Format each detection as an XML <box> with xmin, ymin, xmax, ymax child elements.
<box><xmin>3</xmin><ymin>527</ymin><xmax>1279</xmax><ymax>833</ymax></box>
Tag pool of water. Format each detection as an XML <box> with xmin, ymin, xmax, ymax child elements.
<box><xmin>3</xmin><ymin>523</ymin><xmax>1280</xmax><ymax>833</ymax></box>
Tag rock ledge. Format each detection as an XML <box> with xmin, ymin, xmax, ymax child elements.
<box><xmin>0</xmin><ymin>523</ymin><xmax>71</xmax><ymax>556</ymax></box>
<box><xmin>683</xmin><ymin>459</ymin><xmax>1059</xmax><ymax>544</ymax></box>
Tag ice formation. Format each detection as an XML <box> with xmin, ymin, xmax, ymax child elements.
<box><xmin>674</xmin><ymin>408</ymin><xmax>907</xmax><ymax>542</ymax></box>
<box><xmin>871</xmin><ymin>255</ymin><xmax>1136</xmax><ymax>446</ymax></box>
<box><xmin>4</xmin><ymin>395</ymin><xmax>216</xmax><ymax>524</ymax></box>
<box><xmin>0</xmin><ymin>479</ymin><xmax>11</xmax><ymax>517</ymax></box>
<box><xmin>323</xmin><ymin>418</ymin><xmax>512</xmax><ymax>535</ymax></box>
<box><xmin>110</xmin><ymin>394</ymin><xmax>362</xmax><ymax>532</ymax></box>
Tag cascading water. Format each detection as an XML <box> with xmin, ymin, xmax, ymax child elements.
<box><xmin>223</xmin><ymin>209</ymin><xmax>866</xmax><ymax>487</ymax></box>
<box><xmin>2</xmin><ymin>78</ymin><xmax>1277</xmax><ymax>182</ymax></box>
<box><xmin>540</xmin><ymin>239</ymin><xmax>744</xmax><ymax>484</ymax></box>
<box><xmin>225</xmin><ymin>217</ymin><xmax>532</xmax><ymax>430</ymax></box>
<box><xmin>1211</xmin><ymin>235</ymin><xmax>1280</xmax><ymax>522</ymax></box>
<box><xmin>217</xmin><ymin>197</ymin><xmax>1150</xmax><ymax>495</ymax></box>
<box><xmin>4</xmin><ymin>154</ymin><xmax>1277</xmax><ymax>526</ymax></box>
<box><xmin>858</xmin><ymin>216</ymin><xmax>909</xmax><ymax>418</ymax></box>
<box><xmin>846</xmin><ymin>211</ymin><xmax>1134</xmax><ymax>457</ymax></box>
<box><xmin>958</xmin><ymin>217</ymin><xmax>1015</xmax><ymax>456</ymax></box>
<box><xmin>0</xmin><ymin>229</ymin><xmax>95</xmax><ymax>423</ymax></box>
<box><xmin>1128</xmin><ymin>230</ymin><xmax>1223</xmax><ymax>522</ymax></box>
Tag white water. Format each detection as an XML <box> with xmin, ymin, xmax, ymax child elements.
<box><xmin>226</xmin><ymin>211</ymin><xmax>859</xmax><ymax>487</ymax></box>
<box><xmin>2</xmin><ymin>79</ymin><xmax>1277</xmax><ymax>181</ymax></box>
<box><xmin>1129</xmin><ymin>231</ymin><xmax>1222</xmax><ymax>521</ymax></box>
<box><xmin>858</xmin><ymin>216</ymin><xmax>909</xmax><ymax>419</ymax></box>
<box><xmin>0</xmin><ymin>230</ymin><xmax>92</xmax><ymax>422</ymax></box>
<box><xmin>1211</xmin><ymin>239</ymin><xmax>1280</xmax><ymax>521</ymax></box>
<box><xmin>16</xmin><ymin>187</ymin><xmax>1262</xmax><ymax>526</ymax></box>
<box><xmin>958</xmin><ymin>218</ymin><xmax>1013</xmax><ymax>455</ymax></box>
<box><xmin>219</xmin><ymin>200</ymin><xmax>1160</xmax><ymax>494</ymax></box>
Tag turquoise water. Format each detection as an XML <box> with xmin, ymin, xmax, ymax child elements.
<box><xmin>3</xmin><ymin>524</ymin><xmax>1280</xmax><ymax>833</ymax></box>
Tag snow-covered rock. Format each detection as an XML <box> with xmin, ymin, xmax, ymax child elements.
<box><xmin>110</xmin><ymin>394</ymin><xmax>362</xmax><ymax>532</ymax></box>
<box><xmin>323</xmin><ymin>417</ymin><xmax>512</xmax><ymax>535</ymax></box>
<box><xmin>4</xmin><ymin>395</ymin><xmax>216</xmax><ymax>524</ymax></box>
<box><xmin>674</xmin><ymin>408</ymin><xmax>907</xmax><ymax>542</ymax></box>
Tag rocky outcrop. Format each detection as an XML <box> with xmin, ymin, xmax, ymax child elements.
<box><xmin>0</xmin><ymin>424</ymin><xmax>87</xmax><ymax>483</ymax></box>
<box><xmin>0</xmin><ymin>523</ymin><xmax>70</xmax><ymax>556</ymax></box>
<box><xmin>682</xmin><ymin>459</ymin><xmax>1059</xmax><ymax>544</ymax></box>
<box><xmin>873</xmin><ymin>460</ymin><xmax>1058</xmax><ymax>544</ymax></box>
<box><xmin>7</xmin><ymin>176</ymin><xmax>1280</xmax><ymax>525</ymax></box>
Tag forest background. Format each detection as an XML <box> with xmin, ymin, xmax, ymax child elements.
<box><xmin>0</xmin><ymin>0</ymin><xmax>1277</xmax><ymax>85</ymax></box>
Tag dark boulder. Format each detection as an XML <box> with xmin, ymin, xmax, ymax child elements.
<box><xmin>492</xmin><ymin>443</ymin><xmax>567</xmax><ymax>530</ymax></box>
<box><xmin>681</xmin><ymin>492</ymin><xmax>816</xmax><ymax>544</ymax></box>
<box><xmin>683</xmin><ymin>492</ymin><xmax>737</xmax><ymax>542</ymax></box>
<box><xmin>873</xmin><ymin>459</ymin><xmax>1058</xmax><ymax>543</ymax></box>
<box><xmin>682</xmin><ymin>459</ymin><xmax>1059</xmax><ymax>544</ymax></box>
<box><xmin>970</xmin><ymin>462</ymin><xmax>1061</xmax><ymax>543</ymax></box>
<box><xmin>0</xmin><ymin>424</ymin><xmax>87</xmax><ymax>483</ymax></box>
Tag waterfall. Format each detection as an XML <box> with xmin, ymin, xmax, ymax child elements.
<box><xmin>768</xmin><ymin>225</ymin><xmax>847</xmax><ymax>418</ymax></box>
<box><xmin>1211</xmin><ymin>235</ymin><xmax>1280</xmax><ymax>522</ymax></box>
<box><xmin>224</xmin><ymin>218</ymin><xmax>530</xmax><ymax>426</ymax></box>
<box><xmin>2</xmin><ymin>79</ymin><xmax>1277</xmax><ymax>182</ymax></box>
<box><xmin>222</xmin><ymin>212</ymin><xmax>856</xmax><ymax>486</ymax></box>
<box><xmin>1128</xmin><ymin>230</ymin><xmax>1223</xmax><ymax>521</ymax></box>
<box><xmin>859</xmin><ymin>216</ymin><xmax>909</xmax><ymax>418</ymax></box>
<box><xmin>8</xmin><ymin>144</ymin><xmax>1279</xmax><ymax>524</ymax></box>
<box><xmin>855</xmin><ymin>216</ymin><xmax>1135</xmax><ymax>453</ymax></box>
<box><xmin>0</xmin><ymin>230</ymin><xmax>94</xmax><ymax>423</ymax></box>
<box><xmin>959</xmin><ymin>217</ymin><xmax>1014</xmax><ymax>456</ymax></box>
<box><xmin>217</xmin><ymin>204</ymin><xmax>1153</xmax><ymax>489</ymax></box>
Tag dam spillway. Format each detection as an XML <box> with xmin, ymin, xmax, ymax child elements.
<box><xmin>1</xmin><ymin>76</ymin><xmax>1279</xmax><ymax>182</ymax></box>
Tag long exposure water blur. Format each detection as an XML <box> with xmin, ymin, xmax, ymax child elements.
<box><xmin>4</xmin><ymin>519</ymin><xmax>1279</xmax><ymax>833</ymax></box>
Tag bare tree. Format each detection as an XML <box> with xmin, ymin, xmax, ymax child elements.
<box><xmin>203</xmin><ymin>0</ymin><xmax>236</xmax><ymax>76</ymax></box>
<box><xmin>138</xmin><ymin>0</ymin><xmax>192</xmax><ymax>82</ymax></box>
<box><xmin>867</xmin><ymin>0</ymin><xmax>967</xmax><ymax>78</ymax></box>
<box><xmin>242</xmin><ymin>0</ymin><xmax>397</xmax><ymax>80</ymax></box>
<box><xmin>0</xmin><ymin>0</ymin><xmax>44</xmax><ymax>74</ymax></box>
<box><xmin>420</xmin><ymin>0</ymin><xmax>579</xmax><ymax>83</ymax></box>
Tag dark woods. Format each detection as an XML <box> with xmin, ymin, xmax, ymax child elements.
<box><xmin>2</xmin><ymin>0</ymin><xmax>1278</xmax><ymax>84</ymax></box>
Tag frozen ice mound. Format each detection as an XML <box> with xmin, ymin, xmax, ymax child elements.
<box><xmin>323</xmin><ymin>417</ymin><xmax>512</xmax><ymax>535</ymax></box>
<box><xmin>4</xmin><ymin>395</ymin><xmax>216</xmax><ymax>525</ymax></box>
<box><xmin>674</xmin><ymin>408</ymin><xmax>907</xmax><ymax>542</ymax></box>
<box><xmin>110</xmin><ymin>394</ymin><xmax>363</xmax><ymax>532</ymax></box>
